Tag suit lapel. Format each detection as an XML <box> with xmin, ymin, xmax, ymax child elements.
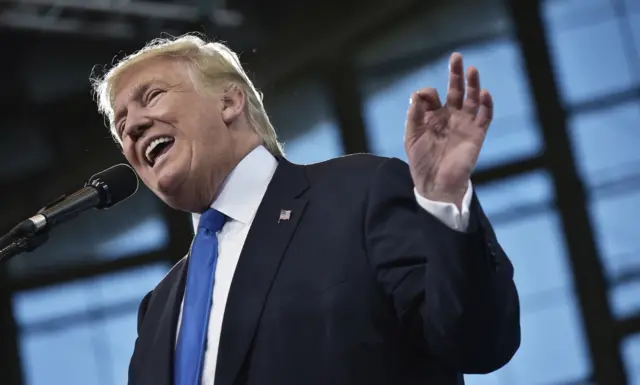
<box><xmin>215</xmin><ymin>158</ymin><xmax>309</xmax><ymax>385</ymax></box>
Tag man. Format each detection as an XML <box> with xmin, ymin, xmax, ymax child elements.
<box><xmin>93</xmin><ymin>34</ymin><xmax>520</xmax><ymax>385</ymax></box>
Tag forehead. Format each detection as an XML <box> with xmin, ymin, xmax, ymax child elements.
<box><xmin>112</xmin><ymin>58</ymin><xmax>188</xmax><ymax>108</ymax></box>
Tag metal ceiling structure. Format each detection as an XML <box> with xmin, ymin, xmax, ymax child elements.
<box><xmin>0</xmin><ymin>0</ymin><xmax>638</xmax><ymax>384</ymax></box>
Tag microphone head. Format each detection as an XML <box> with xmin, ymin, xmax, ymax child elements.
<box><xmin>87</xmin><ymin>164</ymin><xmax>139</xmax><ymax>208</ymax></box>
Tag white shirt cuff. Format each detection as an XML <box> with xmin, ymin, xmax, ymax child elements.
<box><xmin>413</xmin><ymin>180</ymin><xmax>473</xmax><ymax>232</ymax></box>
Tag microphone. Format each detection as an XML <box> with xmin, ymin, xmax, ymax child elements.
<box><xmin>0</xmin><ymin>164</ymin><xmax>139</xmax><ymax>255</ymax></box>
<box><xmin>0</xmin><ymin>164</ymin><xmax>138</xmax><ymax>262</ymax></box>
<box><xmin>18</xmin><ymin>164</ymin><xmax>139</xmax><ymax>235</ymax></box>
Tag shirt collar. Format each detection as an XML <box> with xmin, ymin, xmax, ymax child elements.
<box><xmin>191</xmin><ymin>145</ymin><xmax>278</xmax><ymax>230</ymax></box>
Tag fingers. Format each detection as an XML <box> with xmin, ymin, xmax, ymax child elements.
<box><xmin>475</xmin><ymin>90</ymin><xmax>493</xmax><ymax>130</ymax></box>
<box><xmin>445</xmin><ymin>53</ymin><xmax>465</xmax><ymax>109</ymax></box>
<box><xmin>416</xmin><ymin>88</ymin><xmax>442</xmax><ymax>110</ymax></box>
<box><xmin>407</xmin><ymin>88</ymin><xmax>441</xmax><ymax>124</ymax></box>
<box><xmin>447</xmin><ymin>54</ymin><xmax>491</xmax><ymax>128</ymax></box>
<box><xmin>462</xmin><ymin>66</ymin><xmax>481</xmax><ymax>115</ymax></box>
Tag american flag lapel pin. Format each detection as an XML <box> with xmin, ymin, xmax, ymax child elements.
<box><xmin>278</xmin><ymin>209</ymin><xmax>291</xmax><ymax>223</ymax></box>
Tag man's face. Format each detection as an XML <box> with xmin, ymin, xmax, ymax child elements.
<box><xmin>112</xmin><ymin>58</ymin><xmax>249</xmax><ymax>212</ymax></box>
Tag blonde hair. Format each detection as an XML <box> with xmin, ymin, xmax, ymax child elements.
<box><xmin>91</xmin><ymin>33</ymin><xmax>284</xmax><ymax>156</ymax></box>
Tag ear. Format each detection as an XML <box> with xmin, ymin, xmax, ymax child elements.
<box><xmin>221</xmin><ymin>84</ymin><xmax>246</xmax><ymax>125</ymax></box>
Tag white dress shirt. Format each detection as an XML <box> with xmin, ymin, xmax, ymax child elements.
<box><xmin>178</xmin><ymin>145</ymin><xmax>473</xmax><ymax>385</ymax></box>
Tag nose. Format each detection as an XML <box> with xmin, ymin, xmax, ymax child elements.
<box><xmin>123</xmin><ymin>112</ymin><xmax>153</xmax><ymax>141</ymax></box>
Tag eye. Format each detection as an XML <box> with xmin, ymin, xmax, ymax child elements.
<box><xmin>146</xmin><ymin>89</ymin><xmax>163</xmax><ymax>103</ymax></box>
<box><xmin>117</xmin><ymin>120</ymin><xmax>126</xmax><ymax>138</ymax></box>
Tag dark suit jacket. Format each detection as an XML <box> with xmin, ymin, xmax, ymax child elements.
<box><xmin>128</xmin><ymin>154</ymin><xmax>520</xmax><ymax>385</ymax></box>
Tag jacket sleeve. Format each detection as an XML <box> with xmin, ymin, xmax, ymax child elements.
<box><xmin>364</xmin><ymin>157</ymin><xmax>520</xmax><ymax>374</ymax></box>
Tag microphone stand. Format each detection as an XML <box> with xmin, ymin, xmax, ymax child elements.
<box><xmin>0</xmin><ymin>231</ymin><xmax>49</xmax><ymax>264</ymax></box>
<box><xmin>0</xmin><ymin>195</ymin><xmax>64</xmax><ymax>264</ymax></box>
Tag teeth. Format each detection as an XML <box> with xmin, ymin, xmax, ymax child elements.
<box><xmin>145</xmin><ymin>137</ymin><xmax>173</xmax><ymax>164</ymax></box>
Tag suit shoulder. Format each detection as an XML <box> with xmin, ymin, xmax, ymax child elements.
<box><xmin>146</xmin><ymin>256</ymin><xmax>188</xmax><ymax>299</ymax></box>
<box><xmin>306</xmin><ymin>153</ymin><xmax>403</xmax><ymax>175</ymax></box>
<box><xmin>162</xmin><ymin>256</ymin><xmax>188</xmax><ymax>282</ymax></box>
<box><xmin>296</xmin><ymin>154</ymin><xmax>410</xmax><ymax>199</ymax></box>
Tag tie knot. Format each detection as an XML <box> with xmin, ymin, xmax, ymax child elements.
<box><xmin>198</xmin><ymin>208</ymin><xmax>226</xmax><ymax>232</ymax></box>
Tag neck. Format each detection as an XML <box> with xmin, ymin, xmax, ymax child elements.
<box><xmin>198</xmin><ymin>134</ymin><xmax>261</xmax><ymax>212</ymax></box>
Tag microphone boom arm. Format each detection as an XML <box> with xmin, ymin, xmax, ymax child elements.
<box><xmin>0</xmin><ymin>231</ymin><xmax>49</xmax><ymax>264</ymax></box>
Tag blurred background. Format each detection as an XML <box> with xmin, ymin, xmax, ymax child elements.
<box><xmin>0</xmin><ymin>0</ymin><xmax>638</xmax><ymax>384</ymax></box>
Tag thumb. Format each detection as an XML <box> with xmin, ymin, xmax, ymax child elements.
<box><xmin>406</xmin><ymin>88</ymin><xmax>442</xmax><ymax>131</ymax></box>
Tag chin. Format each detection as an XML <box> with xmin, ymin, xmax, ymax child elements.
<box><xmin>155</xmin><ymin>167</ymin><xmax>207</xmax><ymax>213</ymax></box>
<box><xmin>154</xmin><ymin>165</ymin><xmax>187</xmax><ymax>201</ymax></box>
<box><xmin>156</xmin><ymin>186</ymin><xmax>194</xmax><ymax>212</ymax></box>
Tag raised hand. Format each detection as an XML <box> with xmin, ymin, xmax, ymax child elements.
<box><xmin>404</xmin><ymin>52</ymin><xmax>493</xmax><ymax>208</ymax></box>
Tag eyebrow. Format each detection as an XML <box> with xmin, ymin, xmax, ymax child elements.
<box><xmin>113</xmin><ymin>79</ymin><xmax>177</xmax><ymax>135</ymax></box>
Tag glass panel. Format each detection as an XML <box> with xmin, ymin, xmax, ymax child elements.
<box><xmin>610</xmin><ymin>281</ymin><xmax>640</xmax><ymax>319</ymax></box>
<box><xmin>627</xmin><ymin>0</ymin><xmax>640</xmax><ymax>12</ymax></box>
<box><xmin>264</xmin><ymin>78</ymin><xmax>339</xmax><ymax>161</ymax></box>
<box><xmin>14</xmin><ymin>263</ymin><xmax>169</xmax><ymax>328</ymax></box>
<box><xmin>283</xmin><ymin>120</ymin><xmax>343</xmax><ymax>164</ymax></box>
<box><xmin>479</xmin><ymin>113</ymin><xmax>541</xmax><ymax>169</ymax></box>
<box><xmin>16</xmin><ymin>263</ymin><xmax>170</xmax><ymax>385</ymax></box>
<box><xmin>630</xmin><ymin>12</ymin><xmax>640</xmax><ymax>55</ymax></box>
<box><xmin>475</xmin><ymin>171</ymin><xmax>553</xmax><ymax>219</ymax></box>
<box><xmin>501</xmin><ymin>294</ymin><xmax>591</xmax><ymax>384</ymax></box>
<box><xmin>13</xmin><ymin>279</ymin><xmax>91</xmax><ymax>326</ymax></box>
<box><xmin>362</xmin><ymin>67</ymin><xmax>417</xmax><ymax>159</ymax></box>
<box><xmin>19</xmin><ymin>310</ymin><xmax>141</xmax><ymax>385</ymax></box>
<box><xmin>104</xmin><ymin>311</ymin><xmax>139</xmax><ymax>385</ymax></box>
<box><xmin>95</xmin><ymin>216</ymin><xmax>169</xmax><ymax>260</ymax></box>
<box><xmin>262</xmin><ymin>78</ymin><xmax>341</xmax><ymax>164</ymax></box>
<box><xmin>362</xmin><ymin>38</ymin><xmax>540</xmax><ymax>167</ymax></box>
<box><xmin>543</xmin><ymin>0</ymin><xmax>613</xmax><ymax>29</ymax></box>
<box><xmin>589</xmin><ymin>189</ymin><xmax>640</xmax><ymax>279</ymax></box>
<box><xmin>20</xmin><ymin>323</ymin><xmax>102</xmax><ymax>385</ymax></box>
<box><xmin>92</xmin><ymin>263</ymin><xmax>170</xmax><ymax>308</ymax></box>
<box><xmin>569</xmin><ymin>100</ymin><xmax>640</xmax><ymax>189</ymax></box>
<box><xmin>464</xmin><ymin>372</ymin><xmax>502</xmax><ymax>385</ymax></box>
<box><xmin>493</xmin><ymin>211</ymin><xmax>573</xmax><ymax>304</ymax></box>
<box><xmin>623</xmin><ymin>334</ymin><xmax>640</xmax><ymax>385</ymax></box>
<box><xmin>546</xmin><ymin>13</ymin><xmax>635</xmax><ymax>104</ymax></box>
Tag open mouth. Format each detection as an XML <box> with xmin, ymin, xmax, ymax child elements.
<box><xmin>144</xmin><ymin>136</ymin><xmax>175</xmax><ymax>168</ymax></box>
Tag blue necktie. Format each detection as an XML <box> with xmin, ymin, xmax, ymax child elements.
<box><xmin>175</xmin><ymin>208</ymin><xmax>226</xmax><ymax>385</ymax></box>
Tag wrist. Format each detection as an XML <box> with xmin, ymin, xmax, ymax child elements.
<box><xmin>416</xmin><ymin>185</ymin><xmax>467</xmax><ymax>210</ymax></box>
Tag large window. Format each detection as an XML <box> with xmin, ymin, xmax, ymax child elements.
<box><xmin>544</xmin><ymin>0</ymin><xmax>640</xmax><ymax>382</ymax></box>
<box><xmin>569</xmin><ymin>102</ymin><xmax>640</xmax><ymax>190</ymax></box>
<box><xmin>545</xmin><ymin>0</ymin><xmax>640</xmax><ymax>313</ymax></box>
<box><xmin>13</xmin><ymin>263</ymin><xmax>170</xmax><ymax>385</ymax></box>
